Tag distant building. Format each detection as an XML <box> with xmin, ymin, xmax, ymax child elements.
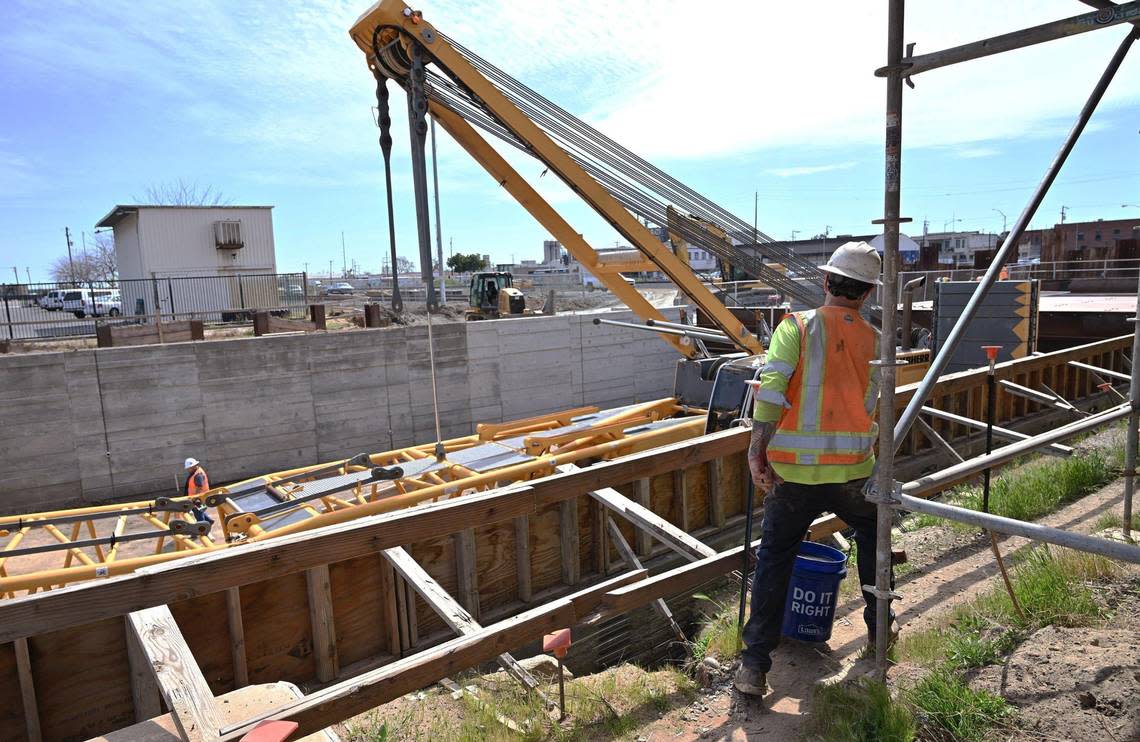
<box><xmin>543</xmin><ymin>240</ymin><xmax>562</xmax><ymax>264</ymax></box>
<box><xmin>917</xmin><ymin>230</ymin><xmax>998</xmax><ymax>267</ymax></box>
<box><xmin>1019</xmin><ymin>218</ymin><xmax>1140</xmax><ymax>263</ymax></box>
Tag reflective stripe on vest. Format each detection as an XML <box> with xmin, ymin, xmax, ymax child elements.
<box><xmin>767</xmin><ymin>308</ymin><xmax>878</xmax><ymax>466</ymax></box>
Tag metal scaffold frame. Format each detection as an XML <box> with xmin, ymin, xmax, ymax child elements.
<box><xmin>870</xmin><ymin>0</ymin><xmax>1140</xmax><ymax>680</ymax></box>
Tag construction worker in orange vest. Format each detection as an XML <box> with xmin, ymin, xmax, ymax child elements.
<box><xmin>734</xmin><ymin>241</ymin><xmax>894</xmax><ymax>698</ymax></box>
<box><xmin>184</xmin><ymin>457</ymin><xmax>214</xmax><ymax>527</ymax></box>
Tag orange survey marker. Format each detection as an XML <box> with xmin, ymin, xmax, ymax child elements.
<box><xmin>543</xmin><ymin>628</ymin><xmax>571</xmax><ymax>658</ymax></box>
<box><xmin>241</xmin><ymin>720</ymin><xmax>299</xmax><ymax>742</ymax></box>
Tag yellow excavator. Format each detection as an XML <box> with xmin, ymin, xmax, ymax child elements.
<box><xmin>465</xmin><ymin>271</ymin><xmax>528</xmax><ymax>320</ymax></box>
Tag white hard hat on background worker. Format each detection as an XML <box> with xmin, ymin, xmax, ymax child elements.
<box><xmin>819</xmin><ymin>241</ymin><xmax>883</xmax><ymax>286</ymax></box>
<box><xmin>184</xmin><ymin>457</ymin><xmax>200</xmax><ymax>470</ymax></box>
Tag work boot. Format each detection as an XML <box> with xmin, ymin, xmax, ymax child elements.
<box><xmin>866</xmin><ymin>621</ymin><xmax>900</xmax><ymax>653</ymax></box>
<box><xmin>733</xmin><ymin>665</ymin><xmax>768</xmax><ymax>697</ymax></box>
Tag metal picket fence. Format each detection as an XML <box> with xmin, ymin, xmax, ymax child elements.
<box><xmin>0</xmin><ymin>273</ymin><xmax>308</xmax><ymax>341</ymax></box>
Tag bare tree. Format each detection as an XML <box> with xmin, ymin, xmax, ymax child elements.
<box><xmin>395</xmin><ymin>256</ymin><xmax>417</xmax><ymax>274</ymax></box>
<box><xmin>135</xmin><ymin>178</ymin><xmax>232</xmax><ymax>206</ymax></box>
<box><xmin>49</xmin><ymin>232</ymin><xmax>117</xmax><ymax>284</ymax></box>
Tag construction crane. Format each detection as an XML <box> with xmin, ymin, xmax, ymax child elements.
<box><xmin>347</xmin><ymin>1</ymin><xmax>876</xmax><ymax>359</ymax></box>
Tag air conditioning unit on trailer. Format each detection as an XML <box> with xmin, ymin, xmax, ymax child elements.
<box><xmin>215</xmin><ymin>220</ymin><xmax>243</xmax><ymax>249</ymax></box>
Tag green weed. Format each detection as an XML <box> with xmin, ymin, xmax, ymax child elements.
<box><xmin>803</xmin><ymin>678</ymin><xmax>916</xmax><ymax>742</ymax></box>
<box><xmin>906</xmin><ymin>669</ymin><xmax>1013</xmax><ymax>742</ymax></box>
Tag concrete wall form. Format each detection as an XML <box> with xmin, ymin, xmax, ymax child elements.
<box><xmin>0</xmin><ymin>310</ymin><xmax>679</xmax><ymax>513</ymax></box>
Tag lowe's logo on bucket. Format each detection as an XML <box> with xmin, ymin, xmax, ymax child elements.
<box><xmin>781</xmin><ymin>541</ymin><xmax>848</xmax><ymax>642</ymax></box>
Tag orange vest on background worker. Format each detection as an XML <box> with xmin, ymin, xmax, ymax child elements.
<box><xmin>184</xmin><ymin>460</ymin><xmax>210</xmax><ymax>497</ymax></box>
<box><xmin>766</xmin><ymin>306</ymin><xmax>878</xmax><ymax>467</ymax></box>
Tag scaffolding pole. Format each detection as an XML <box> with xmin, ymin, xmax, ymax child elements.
<box><xmin>1125</xmin><ymin>272</ymin><xmax>1140</xmax><ymax>539</ymax></box>
<box><xmin>869</xmin><ymin>0</ymin><xmax>906</xmax><ymax>682</ymax></box>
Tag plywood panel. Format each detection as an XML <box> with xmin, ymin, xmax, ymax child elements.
<box><xmin>169</xmin><ymin>590</ymin><xmax>233</xmax><ymax>695</ymax></box>
<box><xmin>474</xmin><ymin>519</ymin><xmax>517</xmax><ymax>615</ymax></box>
<box><xmin>684</xmin><ymin>465</ymin><xmax>710</xmax><ymax>531</ymax></box>
<box><xmin>0</xmin><ymin>641</ymin><xmax>28</xmax><ymax>741</ymax></box>
<box><xmin>722</xmin><ymin>452</ymin><xmax>746</xmax><ymax>518</ymax></box>
<box><xmin>408</xmin><ymin>535</ymin><xmax>458</xmax><ymax>639</ymax></box>
<box><xmin>329</xmin><ymin>554</ymin><xmax>389</xmax><ymax>669</ymax></box>
<box><xmin>30</xmin><ymin>618</ymin><xmax>134</xmax><ymax>741</ymax></box>
<box><xmin>649</xmin><ymin>472</ymin><xmax>675</xmax><ymax>525</ymax></box>
<box><xmin>241</xmin><ymin>571</ymin><xmax>315</xmax><ymax>685</ymax></box>
<box><xmin>529</xmin><ymin>502</ymin><xmax>563</xmax><ymax>595</ymax></box>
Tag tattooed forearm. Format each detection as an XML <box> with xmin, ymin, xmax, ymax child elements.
<box><xmin>749</xmin><ymin>421</ymin><xmax>775</xmax><ymax>459</ymax></box>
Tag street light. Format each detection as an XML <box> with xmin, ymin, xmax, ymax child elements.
<box><xmin>992</xmin><ymin>208</ymin><xmax>1007</xmax><ymax>233</ymax></box>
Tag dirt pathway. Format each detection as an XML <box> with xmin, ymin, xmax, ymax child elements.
<box><xmin>637</xmin><ymin>478</ymin><xmax>1130</xmax><ymax>740</ymax></box>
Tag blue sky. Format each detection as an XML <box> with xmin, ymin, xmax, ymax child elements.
<box><xmin>1</xmin><ymin>0</ymin><xmax>1137</xmax><ymax>282</ymax></box>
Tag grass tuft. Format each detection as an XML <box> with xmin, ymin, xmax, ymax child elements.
<box><xmin>688</xmin><ymin>592</ymin><xmax>742</xmax><ymax>665</ymax></box>
<box><xmin>902</xmin><ymin>450</ymin><xmax>1116</xmax><ymax>533</ymax></box>
<box><xmin>803</xmin><ymin>678</ymin><xmax>916</xmax><ymax>742</ymax></box>
<box><xmin>1094</xmin><ymin>509</ymin><xmax>1140</xmax><ymax>532</ymax></box>
<box><xmin>906</xmin><ymin>669</ymin><xmax>1013</xmax><ymax>742</ymax></box>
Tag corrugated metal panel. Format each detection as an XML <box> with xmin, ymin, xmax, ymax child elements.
<box><xmin>136</xmin><ymin>207</ymin><xmax>276</xmax><ymax>277</ymax></box>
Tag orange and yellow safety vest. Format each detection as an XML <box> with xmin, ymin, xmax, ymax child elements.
<box><xmin>753</xmin><ymin>306</ymin><xmax>879</xmax><ymax>484</ymax></box>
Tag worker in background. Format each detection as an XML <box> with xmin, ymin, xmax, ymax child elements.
<box><xmin>183</xmin><ymin>457</ymin><xmax>214</xmax><ymax>526</ymax></box>
<box><xmin>734</xmin><ymin>241</ymin><xmax>894</xmax><ymax>698</ymax></box>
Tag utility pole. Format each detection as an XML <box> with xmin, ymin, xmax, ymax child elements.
<box><xmin>992</xmin><ymin>208</ymin><xmax>1007</xmax><ymax>234</ymax></box>
<box><xmin>430</xmin><ymin>117</ymin><xmax>447</xmax><ymax>304</ymax></box>
<box><xmin>25</xmin><ymin>267</ymin><xmax>31</xmax><ymax>284</ymax></box>
<box><xmin>64</xmin><ymin>227</ymin><xmax>76</xmax><ymax>284</ymax></box>
<box><xmin>329</xmin><ymin>260</ymin><xmax>333</xmax><ymax>280</ymax></box>
<box><xmin>11</xmin><ymin>267</ymin><xmax>18</xmax><ymax>284</ymax></box>
<box><xmin>341</xmin><ymin>232</ymin><xmax>347</xmax><ymax>278</ymax></box>
<box><xmin>1060</xmin><ymin>205</ymin><xmax>1068</xmax><ymax>224</ymax></box>
<box><xmin>790</xmin><ymin>230</ymin><xmax>800</xmax><ymax>241</ymax></box>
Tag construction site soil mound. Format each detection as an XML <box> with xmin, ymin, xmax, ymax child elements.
<box><xmin>970</xmin><ymin>618</ymin><xmax>1140</xmax><ymax>742</ymax></box>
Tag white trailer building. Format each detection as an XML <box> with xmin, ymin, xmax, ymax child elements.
<box><xmin>95</xmin><ymin>205</ymin><xmax>280</xmax><ymax>319</ymax></box>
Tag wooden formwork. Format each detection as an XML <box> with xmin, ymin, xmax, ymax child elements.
<box><xmin>0</xmin><ymin>334</ymin><xmax>1131</xmax><ymax>740</ymax></box>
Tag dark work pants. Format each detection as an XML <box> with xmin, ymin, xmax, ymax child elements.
<box><xmin>740</xmin><ymin>478</ymin><xmax>893</xmax><ymax>673</ymax></box>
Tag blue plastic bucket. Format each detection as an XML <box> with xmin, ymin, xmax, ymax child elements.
<box><xmin>781</xmin><ymin>541</ymin><xmax>848</xmax><ymax>642</ymax></box>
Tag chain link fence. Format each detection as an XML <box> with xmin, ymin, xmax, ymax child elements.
<box><xmin>0</xmin><ymin>273</ymin><xmax>308</xmax><ymax>341</ymax></box>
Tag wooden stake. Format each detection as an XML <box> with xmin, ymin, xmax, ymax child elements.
<box><xmin>305</xmin><ymin>565</ymin><xmax>339</xmax><ymax>683</ymax></box>
<box><xmin>224</xmin><ymin>587</ymin><xmax>248</xmax><ymax>688</ymax></box>
<box><xmin>14</xmin><ymin>637</ymin><xmax>42</xmax><ymax>742</ymax></box>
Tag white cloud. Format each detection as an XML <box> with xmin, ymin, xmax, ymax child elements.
<box><xmin>764</xmin><ymin>162</ymin><xmax>857</xmax><ymax>178</ymax></box>
<box><xmin>956</xmin><ymin>147</ymin><xmax>1001</xmax><ymax>159</ymax></box>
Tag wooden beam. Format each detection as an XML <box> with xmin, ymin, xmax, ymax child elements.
<box><xmin>382</xmin><ymin>547</ymin><xmax>544</xmax><ymax>697</ymax></box>
<box><xmin>707</xmin><ymin>459</ymin><xmax>725</xmax><ymax>528</ymax></box>
<box><xmin>394</xmin><ymin>572</ymin><xmax>411</xmax><ymax>654</ymax></box>
<box><xmin>220</xmin><ymin>570</ymin><xmax>648</xmax><ymax>739</ymax></box>
<box><xmin>606</xmin><ymin>517</ymin><xmax>685</xmax><ymax>642</ymax></box>
<box><xmin>14</xmin><ymin>637</ymin><xmax>42</xmax><ymax>742</ymax></box>
<box><xmin>559</xmin><ymin>498</ymin><xmax>580</xmax><ymax>586</ymax></box>
<box><xmin>127</xmin><ymin>605</ymin><xmax>224</xmax><ymax>741</ymax></box>
<box><xmin>305</xmin><ymin>565</ymin><xmax>339</xmax><ymax>683</ymax></box>
<box><xmin>224</xmin><ymin>587</ymin><xmax>249</xmax><ymax>688</ymax></box>
<box><xmin>377</xmin><ymin>556</ymin><xmax>402</xmax><ymax>656</ymax></box>
<box><xmin>454</xmin><ymin>529</ymin><xmax>480</xmax><ymax>619</ymax></box>
<box><xmin>588</xmin><ymin>485</ymin><xmax>715</xmax><ymax>561</ymax></box>
<box><xmin>514</xmin><ymin>516</ymin><xmax>532</xmax><ymax>602</ymax></box>
<box><xmin>404</xmin><ymin>580</ymin><xmax>419</xmax><ymax>647</ymax></box>
<box><xmin>633</xmin><ymin>478</ymin><xmax>653</xmax><ymax>557</ymax></box>
<box><xmin>125</xmin><ymin>616</ymin><xmax>163</xmax><ymax>722</ymax></box>
<box><xmin>593</xmin><ymin>500</ymin><xmax>609</xmax><ymax>575</ymax></box>
<box><xmin>672</xmin><ymin>470</ymin><xmax>690</xmax><ymax>532</ymax></box>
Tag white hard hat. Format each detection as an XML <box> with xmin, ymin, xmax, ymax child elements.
<box><xmin>184</xmin><ymin>457</ymin><xmax>200</xmax><ymax>469</ymax></box>
<box><xmin>820</xmin><ymin>241</ymin><xmax>882</xmax><ymax>286</ymax></box>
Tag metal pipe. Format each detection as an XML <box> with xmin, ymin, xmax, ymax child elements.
<box><xmin>900</xmin><ymin>275</ymin><xmax>925</xmax><ymax>352</ymax></box>
<box><xmin>1124</xmin><ymin>272</ymin><xmax>1140</xmax><ymax>539</ymax></box>
<box><xmin>593</xmin><ymin>317</ymin><xmax>727</xmax><ymax>344</ymax></box>
<box><xmin>903</xmin><ymin>403</ymin><xmax>1130</xmax><ymax>496</ymax></box>
<box><xmin>871</xmin><ymin>0</ymin><xmax>906</xmax><ymax>683</ymax></box>
<box><xmin>646</xmin><ymin>318</ymin><xmax>730</xmax><ymax>338</ymax></box>
<box><xmin>893</xmin><ymin>28</ymin><xmax>1138</xmax><ymax>451</ymax></box>
<box><xmin>896</xmin><ymin>493</ymin><xmax>1140</xmax><ymax>564</ymax></box>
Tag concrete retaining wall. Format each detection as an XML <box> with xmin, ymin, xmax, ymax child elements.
<box><xmin>0</xmin><ymin>310</ymin><xmax>681</xmax><ymax>513</ymax></box>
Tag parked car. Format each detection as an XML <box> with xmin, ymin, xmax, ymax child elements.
<box><xmin>38</xmin><ymin>290</ymin><xmax>66</xmax><ymax>311</ymax></box>
<box><xmin>63</xmin><ymin>288</ymin><xmax>122</xmax><ymax>318</ymax></box>
<box><xmin>325</xmin><ymin>282</ymin><xmax>355</xmax><ymax>295</ymax></box>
